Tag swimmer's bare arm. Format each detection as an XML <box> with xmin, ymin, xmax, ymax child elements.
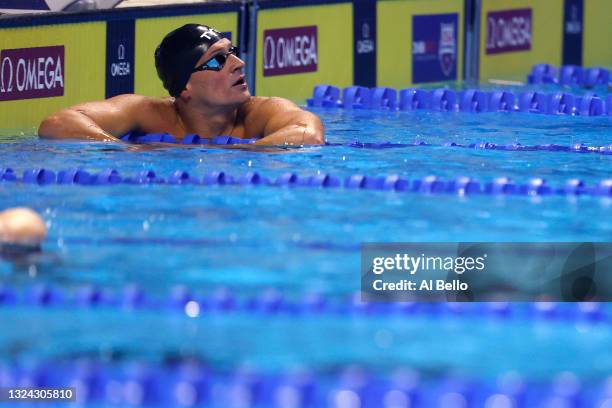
<box><xmin>246</xmin><ymin>97</ymin><xmax>324</xmax><ymax>146</ymax></box>
<box><xmin>38</xmin><ymin>95</ymin><xmax>154</xmax><ymax>142</ymax></box>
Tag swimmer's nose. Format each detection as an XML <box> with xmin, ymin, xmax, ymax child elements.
<box><xmin>228</xmin><ymin>53</ymin><xmax>245</xmax><ymax>72</ymax></box>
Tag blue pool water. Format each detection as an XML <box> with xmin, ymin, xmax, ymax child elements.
<box><xmin>1</xmin><ymin>108</ymin><xmax>612</xmax><ymax>406</ymax></box>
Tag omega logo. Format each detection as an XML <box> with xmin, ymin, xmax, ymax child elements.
<box><xmin>111</xmin><ymin>42</ymin><xmax>130</xmax><ymax>77</ymax></box>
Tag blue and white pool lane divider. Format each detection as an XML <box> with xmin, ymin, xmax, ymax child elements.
<box><xmin>0</xmin><ymin>284</ymin><xmax>607</xmax><ymax>323</ymax></box>
<box><xmin>0</xmin><ymin>356</ymin><xmax>607</xmax><ymax>408</ymax></box>
<box><xmin>121</xmin><ymin>132</ymin><xmax>258</xmax><ymax>145</ymax></box>
<box><xmin>528</xmin><ymin>63</ymin><xmax>611</xmax><ymax>88</ymax></box>
<box><xmin>3</xmin><ymin>286</ymin><xmax>606</xmax><ymax>407</ymax></box>
<box><xmin>122</xmin><ymin>132</ymin><xmax>612</xmax><ymax>158</ymax></box>
<box><xmin>121</xmin><ymin>132</ymin><xmax>612</xmax><ymax>158</ymax></box>
<box><xmin>1</xmin><ymin>167</ymin><xmax>612</xmax><ymax>198</ymax></box>
<box><xmin>308</xmin><ymin>85</ymin><xmax>612</xmax><ymax>116</ymax></box>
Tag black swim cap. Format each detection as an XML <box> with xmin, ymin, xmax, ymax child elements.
<box><xmin>155</xmin><ymin>24</ymin><xmax>223</xmax><ymax>97</ymax></box>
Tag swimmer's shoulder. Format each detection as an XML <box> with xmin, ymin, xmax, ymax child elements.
<box><xmin>139</xmin><ymin>95</ymin><xmax>177</xmax><ymax>119</ymax></box>
<box><xmin>240</xmin><ymin>96</ymin><xmax>299</xmax><ymax>115</ymax></box>
<box><xmin>239</xmin><ymin>96</ymin><xmax>300</xmax><ymax>125</ymax></box>
<box><xmin>105</xmin><ymin>94</ymin><xmax>175</xmax><ymax>115</ymax></box>
<box><xmin>103</xmin><ymin>94</ymin><xmax>179</xmax><ymax>132</ymax></box>
<box><xmin>239</xmin><ymin>96</ymin><xmax>311</xmax><ymax>135</ymax></box>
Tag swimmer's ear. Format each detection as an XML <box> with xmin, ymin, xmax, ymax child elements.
<box><xmin>178</xmin><ymin>86</ymin><xmax>192</xmax><ymax>101</ymax></box>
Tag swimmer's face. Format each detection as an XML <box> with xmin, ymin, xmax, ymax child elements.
<box><xmin>183</xmin><ymin>39</ymin><xmax>250</xmax><ymax>106</ymax></box>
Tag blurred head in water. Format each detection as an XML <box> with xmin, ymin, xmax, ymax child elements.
<box><xmin>0</xmin><ymin>207</ymin><xmax>47</xmax><ymax>255</ymax></box>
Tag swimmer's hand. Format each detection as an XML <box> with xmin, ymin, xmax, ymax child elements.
<box><xmin>251</xmin><ymin>123</ymin><xmax>323</xmax><ymax>146</ymax></box>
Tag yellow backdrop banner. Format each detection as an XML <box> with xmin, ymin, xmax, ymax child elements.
<box><xmin>583</xmin><ymin>0</ymin><xmax>612</xmax><ymax>67</ymax></box>
<box><xmin>0</xmin><ymin>22</ymin><xmax>105</xmax><ymax>134</ymax></box>
<box><xmin>478</xmin><ymin>0</ymin><xmax>562</xmax><ymax>82</ymax></box>
<box><xmin>377</xmin><ymin>0</ymin><xmax>464</xmax><ymax>89</ymax></box>
<box><xmin>255</xmin><ymin>3</ymin><xmax>353</xmax><ymax>103</ymax></box>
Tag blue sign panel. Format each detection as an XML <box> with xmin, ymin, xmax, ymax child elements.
<box><xmin>562</xmin><ymin>0</ymin><xmax>583</xmax><ymax>66</ymax></box>
<box><xmin>353</xmin><ymin>0</ymin><xmax>376</xmax><ymax>87</ymax></box>
<box><xmin>221</xmin><ymin>31</ymin><xmax>232</xmax><ymax>42</ymax></box>
<box><xmin>412</xmin><ymin>13</ymin><xmax>458</xmax><ymax>83</ymax></box>
<box><xmin>106</xmin><ymin>20</ymin><xmax>135</xmax><ymax>99</ymax></box>
<box><xmin>0</xmin><ymin>0</ymin><xmax>49</xmax><ymax>9</ymax></box>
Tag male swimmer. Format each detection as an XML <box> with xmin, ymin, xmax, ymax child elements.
<box><xmin>38</xmin><ymin>24</ymin><xmax>324</xmax><ymax>146</ymax></box>
<box><xmin>0</xmin><ymin>207</ymin><xmax>47</xmax><ymax>257</ymax></box>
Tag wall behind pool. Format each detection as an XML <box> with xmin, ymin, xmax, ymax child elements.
<box><xmin>376</xmin><ymin>0</ymin><xmax>464</xmax><ymax>89</ymax></box>
<box><xmin>0</xmin><ymin>0</ymin><xmax>610</xmax><ymax>133</ymax></box>
<box><xmin>477</xmin><ymin>0</ymin><xmax>563</xmax><ymax>82</ymax></box>
<box><xmin>477</xmin><ymin>0</ymin><xmax>612</xmax><ymax>81</ymax></box>
<box><xmin>254</xmin><ymin>1</ymin><xmax>353</xmax><ymax>102</ymax></box>
<box><xmin>582</xmin><ymin>0</ymin><xmax>612</xmax><ymax>67</ymax></box>
<box><xmin>0</xmin><ymin>21</ymin><xmax>106</xmax><ymax>134</ymax></box>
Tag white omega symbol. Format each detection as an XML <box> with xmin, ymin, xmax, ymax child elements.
<box><xmin>0</xmin><ymin>56</ymin><xmax>14</xmax><ymax>93</ymax></box>
<box><xmin>362</xmin><ymin>22</ymin><xmax>370</xmax><ymax>39</ymax></box>
<box><xmin>263</xmin><ymin>36</ymin><xmax>275</xmax><ymax>69</ymax></box>
<box><xmin>118</xmin><ymin>44</ymin><xmax>125</xmax><ymax>61</ymax></box>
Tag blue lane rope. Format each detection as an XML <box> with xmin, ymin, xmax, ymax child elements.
<box><xmin>45</xmin><ymin>235</ymin><xmax>359</xmax><ymax>253</ymax></box>
<box><xmin>0</xmin><ymin>355</ymin><xmax>605</xmax><ymax>408</ymax></box>
<box><xmin>120</xmin><ymin>131</ymin><xmax>258</xmax><ymax>145</ymax></box>
<box><xmin>307</xmin><ymin>84</ymin><xmax>612</xmax><ymax>116</ymax></box>
<box><xmin>328</xmin><ymin>141</ymin><xmax>612</xmax><ymax>156</ymax></box>
<box><xmin>117</xmin><ymin>131</ymin><xmax>612</xmax><ymax>157</ymax></box>
<box><xmin>528</xmin><ymin>63</ymin><xmax>611</xmax><ymax>88</ymax></box>
<box><xmin>1</xmin><ymin>167</ymin><xmax>611</xmax><ymax>198</ymax></box>
<box><xmin>0</xmin><ymin>283</ymin><xmax>606</xmax><ymax>323</ymax></box>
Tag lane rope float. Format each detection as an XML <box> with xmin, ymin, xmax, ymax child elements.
<box><xmin>1</xmin><ymin>167</ymin><xmax>611</xmax><ymax>198</ymax></box>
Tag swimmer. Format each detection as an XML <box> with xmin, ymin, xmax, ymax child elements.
<box><xmin>0</xmin><ymin>207</ymin><xmax>47</xmax><ymax>257</ymax></box>
<box><xmin>38</xmin><ymin>24</ymin><xmax>324</xmax><ymax>146</ymax></box>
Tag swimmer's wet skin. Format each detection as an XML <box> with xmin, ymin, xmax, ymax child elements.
<box><xmin>38</xmin><ymin>24</ymin><xmax>324</xmax><ymax>146</ymax></box>
<box><xmin>0</xmin><ymin>208</ymin><xmax>47</xmax><ymax>257</ymax></box>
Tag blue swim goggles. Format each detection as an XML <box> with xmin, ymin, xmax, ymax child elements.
<box><xmin>192</xmin><ymin>46</ymin><xmax>239</xmax><ymax>73</ymax></box>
